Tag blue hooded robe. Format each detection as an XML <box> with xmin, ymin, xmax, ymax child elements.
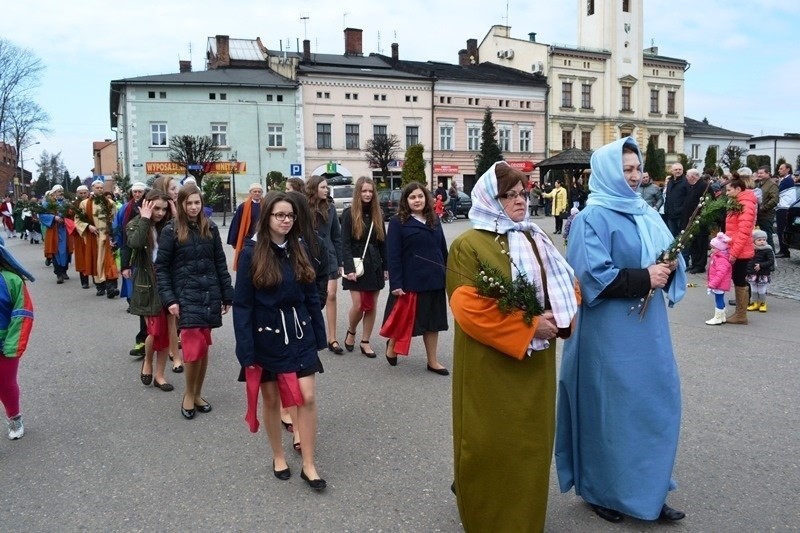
<box><xmin>555</xmin><ymin>137</ymin><xmax>686</xmax><ymax>520</ymax></box>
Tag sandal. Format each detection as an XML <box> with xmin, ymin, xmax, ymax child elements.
<box><xmin>344</xmin><ymin>329</ymin><xmax>356</xmax><ymax>352</ymax></box>
<box><xmin>327</xmin><ymin>340</ymin><xmax>344</xmax><ymax>355</ymax></box>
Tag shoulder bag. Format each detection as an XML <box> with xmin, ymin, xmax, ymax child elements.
<box><xmin>353</xmin><ymin>221</ymin><xmax>374</xmax><ymax>278</ymax></box>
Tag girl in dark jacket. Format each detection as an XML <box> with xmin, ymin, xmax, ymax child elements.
<box><xmin>233</xmin><ymin>192</ymin><xmax>328</xmax><ymax>490</ymax></box>
<box><xmin>127</xmin><ymin>190</ymin><xmax>174</xmax><ymax>390</ymax></box>
<box><xmin>746</xmin><ymin>229</ymin><xmax>775</xmax><ymax>312</ymax></box>
<box><xmin>305</xmin><ymin>176</ymin><xmax>343</xmax><ymax>354</ymax></box>
<box><xmin>382</xmin><ymin>182</ymin><xmax>449</xmax><ymax>374</ymax></box>
<box><xmin>341</xmin><ymin>177</ymin><xmax>387</xmax><ymax>358</ymax></box>
<box><xmin>156</xmin><ymin>185</ymin><xmax>234</xmax><ymax>420</ymax></box>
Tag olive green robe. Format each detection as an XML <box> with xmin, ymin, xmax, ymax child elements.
<box><xmin>447</xmin><ymin>229</ymin><xmax>555</xmax><ymax>533</ymax></box>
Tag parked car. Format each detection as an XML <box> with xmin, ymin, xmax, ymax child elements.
<box><xmin>453</xmin><ymin>191</ymin><xmax>472</xmax><ymax>218</ymax></box>
<box><xmin>378</xmin><ymin>189</ymin><xmax>402</xmax><ymax>219</ymax></box>
<box><xmin>330</xmin><ymin>185</ymin><xmax>354</xmax><ymax>218</ymax></box>
<box><xmin>783</xmin><ymin>197</ymin><xmax>800</xmax><ymax>250</ymax></box>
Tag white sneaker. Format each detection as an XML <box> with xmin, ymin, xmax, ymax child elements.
<box><xmin>7</xmin><ymin>415</ymin><xmax>24</xmax><ymax>440</ymax></box>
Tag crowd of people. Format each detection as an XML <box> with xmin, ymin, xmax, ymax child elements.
<box><xmin>2</xmin><ymin>144</ymin><xmax>797</xmax><ymax>526</ymax></box>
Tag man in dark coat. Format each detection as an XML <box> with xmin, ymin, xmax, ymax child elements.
<box><xmin>682</xmin><ymin>170</ymin><xmax>709</xmax><ymax>274</ymax></box>
<box><xmin>663</xmin><ymin>163</ymin><xmax>689</xmax><ymax>237</ymax></box>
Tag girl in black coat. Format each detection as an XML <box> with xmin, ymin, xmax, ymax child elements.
<box><xmin>156</xmin><ymin>185</ymin><xmax>234</xmax><ymax>420</ymax></box>
<box><xmin>341</xmin><ymin>177</ymin><xmax>387</xmax><ymax>358</ymax></box>
<box><xmin>233</xmin><ymin>192</ymin><xmax>328</xmax><ymax>490</ymax></box>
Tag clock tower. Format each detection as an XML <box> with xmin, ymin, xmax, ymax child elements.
<box><xmin>578</xmin><ymin>0</ymin><xmax>643</xmax><ymax>79</ymax></box>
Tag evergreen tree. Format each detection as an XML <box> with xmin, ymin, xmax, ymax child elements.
<box><xmin>114</xmin><ymin>173</ymin><xmax>132</xmax><ymax>194</ymax></box>
<box><xmin>676</xmin><ymin>153</ymin><xmax>694</xmax><ymax>172</ymax></box>
<box><xmin>474</xmin><ymin>108</ymin><xmax>502</xmax><ymax>178</ymax></box>
<box><xmin>70</xmin><ymin>176</ymin><xmax>82</xmax><ymax>192</ymax></box>
<box><xmin>644</xmin><ymin>138</ymin><xmax>663</xmax><ymax>180</ymax></box>
<box><xmin>721</xmin><ymin>146</ymin><xmax>746</xmax><ymax>173</ymax></box>
<box><xmin>400</xmin><ymin>144</ymin><xmax>426</xmax><ymax>187</ymax></box>
<box><xmin>266</xmin><ymin>171</ymin><xmax>285</xmax><ymax>191</ymax></box>
<box><xmin>703</xmin><ymin>145</ymin><xmax>718</xmax><ymax>175</ymax></box>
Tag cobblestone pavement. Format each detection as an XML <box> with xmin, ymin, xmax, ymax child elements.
<box><xmin>767</xmin><ymin>254</ymin><xmax>800</xmax><ymax>301</ymax></box>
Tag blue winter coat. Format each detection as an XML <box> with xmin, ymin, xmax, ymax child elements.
<box><xmin>233</xmin><ymin>239</ymin><xmax>326</xmax><ymax>372</ymax></box>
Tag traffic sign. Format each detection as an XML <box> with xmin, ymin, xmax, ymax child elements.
<box><xmin>187</xmin><ymin>164</ymin><xmax>202</xmax><ymax>171</ymax></box>
<box><xmin>326</xmin><ymin>162</ymin><xmax>337</xmax><ymax>174</ymax></box>
<box><xmin>290</xmin><ymin>163</ymin><xmax>302</xmax><ymax>177</ymax></box>
<box><xmin>132</xmin><ymin>163</ymin><xmax>143</xmax><ymax>168</ymax></box>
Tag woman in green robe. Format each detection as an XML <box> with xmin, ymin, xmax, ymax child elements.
<box><xmin>446</xmin><ymin>162</ymin><xmax>579</xmax><ymax>532</ymax></box>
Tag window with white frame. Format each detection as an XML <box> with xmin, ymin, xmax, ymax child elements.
<box><xmin>405</xmin><ymin>126</ymin><xmax>419</xmax><ymax>147</ymax></box>
<box><xmin>691</xmin><ymin>144</ymin><xmax>700</xmax><ymax>159</ymax></box>
<box><xmin>211</xmin><ymin>123</ymin><xmax>227</xmax><ymax>147</ymax></box>
<box><xmin>316</xmin><ymin>123</ymin><xmax>331</xmax><ymax>149</ymax></box>
<box><xmin>150</xmin><ymin>123</ymin><xmax>167</xmax><ymax>146</ymax></box>
<box><xmin>519</xmin><ymin>128</ymin><xmax>532</xmax><ymax>152</ymax></box>
<box><xmin>373</xmin><ymin>125</ymin><xmax>387</xmax><ymax>141</ymax></box>
<box><xmin>346</xmin><ymin>124</ymin><xmax>360</xmax><ymax>150</ymax></box>
<box><xmin>439</xmin><ymin>123</ymin><xmax>454</xmax><ymax>151</ymax></box>
<box><xmin>267</xmin><ymin>124</ymin><xmax>284</xmax><ymax>148</ymax></box>
<box><xmin>498</xmin><ymin>125</ymin><xmax>512</xmax><ymax>152</ymax></box>
<box><xmin>467</xmin><ymin>125</ymin><xmax>481</xmax><ymax>151</ymax></box>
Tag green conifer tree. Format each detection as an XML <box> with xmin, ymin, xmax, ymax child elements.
<box><xmin>400</xmin><ymin>144</ymin><xmax>426</xmax><ymax>186</ymax></box>
<box><xmin>474</xmin><ymin>108</ymin><xmax>502</xmax><ymax>178</ymax></box>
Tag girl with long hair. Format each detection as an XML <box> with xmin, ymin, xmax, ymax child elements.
<box><xmin>151</xmin><ymin>174</ymin><xmax>183</xmax><ymax>372</ymax></box>
<box><xmin>155</xmin><ymin>185</ymin><xmax>234</xmax><ymax>419</ymax></box>
<box><xmin>341</xmin><ymin>177</ymin><xmax>387</xmax><ymax>358</ymax></box>
<box><xmin>305</xmin><ymin>176</ymin><xmax>344</xmax><ymax>354</ymax></box>
<box><xmin>127</xmin><ymin>190</ymin><xmax>175</xmax><ymax>390</ymax></box>
<box><xmin>233</xmin><ymin>192</ymin><xmax>328</xmax><ymax>490</ymax></box>
<box><xmin>382</xmin><ymin>182</ymin><xmax>449</xmax><ymax>374</ymax></box>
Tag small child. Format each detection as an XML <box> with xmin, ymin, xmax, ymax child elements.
<box><xmin>0</xmin><ymin>236</ymin><xmax>35</xmax><ymax>439</ymax></box>
<box><xmin>562</xmin><ymin>207</ymin><xmax>579</xmax><ymax>246</ymax></box>
<box><xmin>434</xmin><ymin>194</ymin><xmax>445</xmax><ymax>220</ymax></box>
<box><xmin>746</xmin><ymin>229</ymin><xmax>775</xmax><ymax>312</ymax></box>
<box><xmin>705</xmin><ymin>232</ymin><xmax>733</xmax><ymax>325</ymax></box>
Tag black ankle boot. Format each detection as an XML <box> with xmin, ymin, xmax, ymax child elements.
<box><xmin>96</xmin><ymin>284</ymin><xmax>106</xmax><ymax>296</ymax></box>
<box><xmin>106</xmin><ymin>280</ymin><xmax>119</xmax><ymax>299</ymax></box>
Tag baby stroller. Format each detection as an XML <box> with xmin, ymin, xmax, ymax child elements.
<box><xmin>441</xmin><ymin>207</ymin><xmax>456</xmax><ymax>224</ymax></box>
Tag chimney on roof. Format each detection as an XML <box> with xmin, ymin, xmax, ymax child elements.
<box><xmin>391</xmin><ymin>42</ymin><xmax>399</xmax><ymax>61</ymax></box>
<box><xmin>528</xmin><ymin>32</ymin><xmax>537</xmax><ymax>42</ymax></box>
<box><xmin>215</xmin><ymin>35</ymin><xmax>231</xmax><ymax>67</ymax></box>
<box><xmin>458</xmin><ymin>49</ymin><xmax>469</xmax><ymax>67</ymax></box>
<box><xmin>344</xmin><ymin>27</ymin><xmax>363</xmax><ymax>56</ymax></box>
<box><xmin>466</xmin><ymin>38</ymin><xmax>479</xmax><ymax>65</ymax></box>
<box><xmin>303</xmin><ymin>39</ymin><xmax>311</xmax><ymax>61</ymax></box>
<box><xmin>179</xmin><ymin>60</ymin><xmax>192</xmax><ymax>73</ymax></box>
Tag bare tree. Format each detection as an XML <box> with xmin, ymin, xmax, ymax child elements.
<box><xmin>365</xmin><ymin>133</ymin><xmax>400</xmax><ymax>182</ymax></box>
<box><xmin>721</xmin><ymin>145</ymin><xmax>746</xmax><ymax>173</ymax></box>
<box><xmin>0</xmin><ymin>39</ymin><xmax>45</xmax><ymax>140</ymax></box>
<box><xmin>168</xmin><ymin>135</ymin><xmax>222</xmax><ymax>187</ymax></box>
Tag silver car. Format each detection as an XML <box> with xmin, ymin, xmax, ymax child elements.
<box><xmin>330</xmin><ymin>185</ymin><xmax>354</xmax><ymax>218</ymax></box>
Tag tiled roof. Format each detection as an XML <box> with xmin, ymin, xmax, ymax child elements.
<box><xmin>684</xmin><ymin>117</ymin><xmax>750</xmax><ymax>139</ymax></box>
<box><xmin>373</xmin><ymin>56</ymin><xmax>548</xmax><ymax>86</ymax></box>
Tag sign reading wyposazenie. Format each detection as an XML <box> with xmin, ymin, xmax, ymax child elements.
<box><xmin>144</xmin><ymin>161</ymin><xmax>247</xmax><ymax>174</ymax></box>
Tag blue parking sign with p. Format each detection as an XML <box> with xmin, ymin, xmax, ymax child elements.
<box><xmin>290</xmin><ymin>163</ymin><xmax>302</xmax><ymax>177</ymax></box>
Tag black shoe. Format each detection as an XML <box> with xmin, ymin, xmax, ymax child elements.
<box><xmin>194</xmin><ymin>399</ymin><xmax>212</xmax><ymax>413</ymax></box>
<box><xmin>45</xmin><ymin>258</ymin><xmax>52</xmax><ymax>266</ymax></box>
<box><xmin>153</xmin><ymin>380</ymin><xmax>174</xmax><ymax>391</ymax></box>
<box><xmin>590</xmin><ymin>504</ymin><xmax>624</xmax><ymax>523</ymax></box>
<box><xmin>344</xmin><ymin>329</ymin><xmax>356</xmax><ymax>352</ymax></box>
<box><xmin>95</xmin><ymin>285</ymin><xmax>106</xmax><ymax>296</ymax></box>
<box><xmin>775</xmin><ymin>252</ymin><xmax>790</xmax><ymax>258</ymax></box>
<box><xmin>327</xmin><ymin>340</ymin><xmax>344</xmax><ymax>355</ymax></box>
<box><xmin>82</xmin><ymin>283</ymin><xmax>89</xmax><ymax>289</ymax></box>
<box><xmin>129</xmin><ymin>343</ymin><xmax>145</xmax><ymax>357</ymax></box>
<box><xmin>450</xmin><ymin>481</ymin><xmax>456</xmax><ymax>495</ymax></box>
<box><xmin>300</xmin><ymin>469</ymin><xmax>327</xmax><ymax>491</ymax></box>
<box><xmin>360</xmin><ymin>340</ymin><xmax>376</xmax><ymax>358</ymax></box>
<box><xmin>63</xmin><ymin>273</ymin><xmax>69</xmax><ymax>280</ymax></box>
<box><xmin>140</xmin><ymin>359</ymin><xmax>152</xmax><ymax>385</ymax></box>
<box><xmin>427</xmin><ymin>364</ymin><xmax>450</xmax><ymax>376</ymax></box>
<box><xmin>273</xmin><ymin>461</ymin><xmax>291</xmax><ymax>481</ymax></box>
<box><xmin>386</xmin><ymin>340</ymin><xmax>398</xmax><ymax>366</ymax></box>
<box><xmin>180</xmin><ymin>405</ymin><xmax>195</xmax><ymax>419</ymax></box>
<box><xmin>56</xmin><ymin>274</ymin><xmax>64</xmax><ymax>284</ymax></box>
<box><xmin>659</xmin><ymin>504</ymin><xmax>685</xmax><ymax>521</ymax></box>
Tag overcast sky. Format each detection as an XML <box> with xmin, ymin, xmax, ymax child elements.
<box><xmin>5</xmin><ymin>0</ymin><xmax>799</xmax><ymax>178</ymax></box>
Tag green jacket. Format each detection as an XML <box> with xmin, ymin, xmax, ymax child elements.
<box><xmin>126</xmin><ymin>215</ymin><xmax>162</xmax><ymax>316</ymax></box>
<box><xmin>0</xmin><ymin>270</ymin><xmax>34</xmax><ymax>358</ymax></box>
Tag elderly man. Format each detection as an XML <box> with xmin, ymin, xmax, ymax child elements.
<box><xmin>662</xmin><ymin>163</ymin><xmax>688</xmax><ymax>236</ymax></box>
<box><xmin>227</xmin><ymin>182</ymin><xmax>263</xmax><ymax>270</ymax></box>
<box><xmin>755</xmin><ymin>166</ymin><xmax>779</xmax><ymax>250</ymax></box>
<box><xmin>75</xmin><ymin>180</ymin><xmax>119</xmax><ymax>297</ymax></box>
<box><xmin>71</xmin><ymin>185</ymin><xmax>91</xmax><ymax>289</ymax></box>
<box><xmin>682</xmin><ymin>170</ymin><xmax>710</xmax><ymax>273</ymax></box>
<box><xmin>639</xmin><ymin>172</ymin><xmax>663</xmax><ymax>210</ymax></box>
<box><xmin>775</xmin><ymin>162</ymin><xmax>796</xmax><ymax>258</ymax></box>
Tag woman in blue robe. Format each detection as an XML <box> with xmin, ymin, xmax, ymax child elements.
<box><xmin>555</xmin><ymin>137</ymin><xmax>688</xmax><ymax>523</ymax></box>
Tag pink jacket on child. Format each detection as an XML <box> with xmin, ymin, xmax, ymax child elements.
<box><xmin>707</xmin><ymin>249</ymin><xmax>733</xmax><ymax>291</ymax></box>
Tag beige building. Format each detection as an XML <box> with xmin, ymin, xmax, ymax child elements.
<box><xmin>478</xmin><ymin>0</ymin><xmax>688</xmax><ymax>159</ymax></box>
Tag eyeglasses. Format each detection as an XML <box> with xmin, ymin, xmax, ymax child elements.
<box><xmin>271</xmin><ymin>212</ymin><xmax>296</xmax><ymax>221</ymax></box>
<box><xmin>497</xmin><ymin>189</ymin><xmax>525</xmax><ymax>201</ymax></box>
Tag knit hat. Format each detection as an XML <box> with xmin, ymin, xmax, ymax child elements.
<box><xmin>710</xmin><ymin>232</ymin><xmax>732</xmax><ymax>251</ymax></box>
<box><xmin>131</xmin><ymin>182</ymin><xmax>146</xmax><ymax>191</ymax></box>
<box><xmin>249</xmin><ymin>183</ymin><xmax>263</xmax><ymax>192</ymax></box>
<box><xmin>570</xmin><ymin>207</ymin><xmax>580</xmax><ymax>216</ymax></box>
<box><xmin>752</xmin><ymin>229</ymin><xmax>767</xmax><ymax>241</ymax></box>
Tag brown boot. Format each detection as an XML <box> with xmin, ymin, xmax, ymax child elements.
<box><xmin>726</xmin><ymin>286</ymin><xmax>749</xmax><ymax>325</ymax></box>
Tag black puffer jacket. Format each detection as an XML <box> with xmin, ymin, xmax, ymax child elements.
<box><xmin>155</xmin><ymin>219</ymin><xmax>234</xmax><ymax>329</ymax></box>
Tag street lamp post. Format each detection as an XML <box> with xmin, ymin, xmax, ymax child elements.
<box><xmin>229</xmin><ymin>150</ymin><xmax>238</xmax><ymax>211</ymax></box>
<box><xmin>17</xmin><ymin>141</ymin><xmax>40</xmax><ymax>197</ymax></box>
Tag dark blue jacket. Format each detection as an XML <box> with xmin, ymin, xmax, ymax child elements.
<box><xmin>233</xmin><ymin>239</ymin><xmax>326</xmax><ymax>372</ymax></box>
<box><xmin>386</xmin><ymin>215</ymin><xmax>447</xmax><ymax>293</ymax></box>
